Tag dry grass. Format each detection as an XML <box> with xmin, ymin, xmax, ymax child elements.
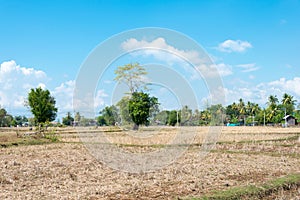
<box><xmin>0</xmin><ymin>126</ymin><xmax>299</xmax><ymax>199</ymax></box>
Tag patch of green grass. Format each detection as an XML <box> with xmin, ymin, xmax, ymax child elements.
<box><xmin>184</xmin><ymin>173</ymin><xmax>300</xmax><ymax>200</ymax></box>
<box><xmin>44</xmin><ymin>131</ymin><xmax>60</xmax><ymax>142</ymax></box>
<box><xmin>1</xmin><ymin>137</ymin><xmax>56</xmax><ymax>148</ymax></box>
<box><xmin>0</xmin><ymin>130</ymin><xmax>60</xmax><ymax>148</ymax></box>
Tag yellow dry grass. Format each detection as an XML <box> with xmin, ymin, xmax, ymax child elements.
<box><xmin>0</xmin><ymin>126</ymin><xmax>299</xmax><ymax>199</ymax></box>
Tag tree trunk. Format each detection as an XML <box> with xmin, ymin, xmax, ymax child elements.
<box><xmin>133</xmin><ymin>123</ymin><xmax>139</xmax><ymax>130</ymax></box>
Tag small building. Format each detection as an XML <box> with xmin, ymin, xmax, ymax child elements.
<box><xmin>283</xmin><ymin>115</ymin><xmax>297</xmax><ymax>126</ymax></box>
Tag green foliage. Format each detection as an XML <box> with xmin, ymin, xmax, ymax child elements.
<box><xmin>200</xmin><ymin>110</ymin><xmax>211</xmax><ymax>125</ymax></box>
<box><xmin>180</xmin><ymin>106</ymin><xmax>192</xmax><ymax>126</ymax></box>
<box><xmin>225</xmin><ymin>99</ymin><xmax>261</xmax><ymax>125</ymax></box>
<box><xmin>281</xmin><ymin>93</ymin><xmax>297</xmax><ymax>115</ymax></box>
<box><xmin>44</xmin><ymin>130</ymin><xmax>59</xmax><ymax>142</ymax></box>
<box><xmin>0</xmin><ymin>107</ymin><xmax>13</xmax><ymax>127</ymax></box>
<box><xmin>129</xmin><ymin>92</ymin><xmax>159</xmax><ymax>129</ymax></box>
<box><xmin>98</xmin><ymin>105</ymin><xmax>119</xmax><ymax>126</ymax></box>
<box><xmin>62</xmin><ymin>112</ymin><xmax>74</xmax><ymax>126</ymax></box>
<box><xmin>154</xmin><ymin>110</ymin><xmax>169</xmax><ymax>125</ymax></box>
<box><xmin>230</xmin><ymin>116</ymin><xmax>239</xmax><ymax>124</ymax></box>
<box><xmin>13</xmin><ymin>115</ymin><xmax>28</xmax><ymax>126</ymax></box>
<box><xmin>208</xmin><ymin>104</ymin><xmax>225</xmax><ymax>125</ymax></box>
<box><xmin>79</xmin><ymin>116</ymin><xmax>96</xmax><ymax>126</ymax></box>
<box><xmin>116</xmin><ymin>96</ymin><xmax>133</xmax><ymax>125</ymax></box>
<box><xmin>167</xmin><ymin>110</ymin><xmax>180</xmax><ymax>126</ymax></box>
<box><xmin>114</xmin><ymin>63</ymin><xmax>147</xmax><ymax>94</ymax></box>
<box><xmin>191</xmin><ymin>173</ymin><xmax>300</xmax><ymax>200</ymax></box>
<box><xmin>27</xmin><ymin>87</ymin><xmax>58</xmax><ymax>125</ymax></box>
<box><xmin>97</xmin><ymin>116</ymin><xmax>106</xmax><ymax>126</ymax></box>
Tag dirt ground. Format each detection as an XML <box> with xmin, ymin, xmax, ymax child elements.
<box><xmin>0</xmin><ymin>126</ymin><xmax>299</xmax><ymax>199</ymax></box>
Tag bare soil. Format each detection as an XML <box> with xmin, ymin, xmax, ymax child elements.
<box><xmin>0</xmin><ymin>126</ymin><xmax>299</xmax><ymax>199</ymax></box>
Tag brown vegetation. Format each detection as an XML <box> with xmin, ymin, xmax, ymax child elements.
<box><xmin>0</xmin><ymin>126</ymin><xmax>299</xmax><ymax>199</ymax></box>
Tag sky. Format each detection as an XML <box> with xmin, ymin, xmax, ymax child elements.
<box><xmin>0</xmin><ymin>0</ymin><xmax>300</xmax><ymax>120</ymax></box>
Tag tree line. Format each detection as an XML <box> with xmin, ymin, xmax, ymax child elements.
<box><xmin>0</xmin><ymin>63</ymin><xmax>299</xmax><ymax>129</ymax></box>
<box><xmin>96</xmin><ymin>93</ymin><xmax>299</xmax><ymax>127</ymax></box>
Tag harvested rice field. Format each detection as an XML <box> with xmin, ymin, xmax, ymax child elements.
<box><xmin>0</xmin><ymin>126</ymin><xmax>299</xmax><ymax>199</ymax></box>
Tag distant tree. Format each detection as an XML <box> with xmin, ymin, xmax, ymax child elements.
<box><xmin>267</xmin><ymin>95</ymin><xmax>279</xmax><ymax>108</ymax></box>
<box><xmin>238</xmin><ymin>98</ymin><xmax>246</xmax><ymax>124</ymax></box>
<box><xmin>27</xmin><ymin>87</ymin><xmax>58</xmax><ymax>125</ymax></box>
<box><xmin>266</xmin><ymin>95</ymin><xmax>281</xmax><ymax>124</ymax></box>
<box><xmin>167</xmin><ymin>110</ymin><xmax>180</xmax><ymax>126</ymax></box>
<box><xmin>114</xmin><ymin>63</ymin><xmax>147</xmax><ymax>94</ymax></box>
<box><xmin>226</xmin><ymin>102</ymin><xmax>239</xmax><ymax>122</ymax></box>
<box><xmin>154</xmin><ymin>110</ymin><xmax>169</xmax><ymax>125</ymax></box>
<box><xmin>128</xmin><ymin>92</ymin><xmax>159</xmax><ymax>130</ymax></box>
<box><xmin>74</xmin><ymin>112</ymin><xmax>81</xmax><ymax>124</ymax></box>
<box><xmin>13</xmin><ymin>115</ymin><xmax>28</xmax><ymax>127</ymax></box>
<box><xmin>0</xmin><ymin>107</ymin><xmax>13</xmax><ymax>127</ymax></box>
<box><xmin>281</xmin><ymin>93</ymin><xmax>297</xmax><ymax>115</ymax></box>
<box><xmin>62</xmin><ymin>112</ymin><xmax>74</xmax><ymax>126</ymax></box>
<box><xmin>116</xmin><ymin>96</ymin><xmax>133</xmax><ymax>125</ymax></box>
<box><xmin>79</xmin><ymin>116</ymin><xmax>96</xmax><ymax>126</ymax></box>
<box><xmin>180</xmin><ymin>105</ymin><xmax>192</xmax><ymax>126</ymax></box>
<box><xmin>208</xmin><ymin>104</ymin><xmax>225</xmax><ymax>125</ymax></box>
<box><xmin>191</xmin><ymin>109</ymin><xmax>201</xmax><ymax>126</ymax></box>
<box><xmin>200</xmin><ymin>110</ymin><xmax>211</xmax><ymax>125</ymax></box>
<box><xmin>97</xmin><ymin>116</ymin><xmax>106</xmax><ymax>126</ymax></box>
<box><xmin>98</xmin><ymin>105</ymin><xmax>119</xmax><ymax>126</ymax></box>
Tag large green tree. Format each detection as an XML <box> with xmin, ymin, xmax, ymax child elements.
<box><xmin>27</xmin><ymin>87</ymin><xmax>58</xmax><ymax>125</ymax></box>
<box><xmin>129</xmin><ymin>92</ymin><xmax>158</xmax><ymax>130</ymax></box>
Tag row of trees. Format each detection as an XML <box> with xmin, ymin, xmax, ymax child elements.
<box><xmin>0</xmin><ymin>63</ymin><xmax>299</xmax><ymax>129</ymax></box>
<box><xmin>0</xmin><ymin>107</ymin><xmax>29</xmax><ymax>127</ymax></box>
<box><xmin>96</xmin><ymin>93</ymin><xmax>299</xmax><ymax>127</ymax></box>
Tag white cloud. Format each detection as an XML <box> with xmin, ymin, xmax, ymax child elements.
<box><xmin>94</xmin><ymin>89</ymin><xmax>108</xmax><ymax>108</ymax></box>
<box><xmin>217</xmin><ymin>39</ymin><xmax>252</xmax><ymax>53</ymax></box>
<box><xmin>121</xmin><ymin>37</ymin><xmax>205</xmax><ymax>65</ymax></box>
<box><xmin>121</xmin><ymin>37</ymin><xmax>230</xmax><ymax>78</ymax></box>
<box><xmin>0</xmin><ymin>60</ymin><xmax>48</xmax><ymax>110</ymax></box>
<box><xmin>197</xmin><ymin>63</ymin><xmax>232</xmax><ymax>78</ymax></box>
<box><xmin>54</xmin><ymin>80</ymin><xmax>108</xmax><ymax>116</ymax></box>
<box><xmin>214</xmin><ymin>63</ymin><xmax>233</xmax><ymax>77</ymax></box>
<box><xmin>237</xmin><ymin>63</ymin><xmax>260</xmax><ymax>72</ymax></box>
<box><xmin>222</xmin><ymin>77</ymin><xmax>300</xmax><ymax>107</ymax></box>
<box><xmin>267</xmin><ymin>77</ymin><xmax>300</xmax><ymax>97</ymax></box>
<box><xmin>53</xmin><ymin>80</ymin><xmax>75</xmax><ymax>112</ymax></box>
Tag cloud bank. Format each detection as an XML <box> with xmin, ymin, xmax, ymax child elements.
<box><xmin>0</xmin><ymin>60</ymin><xmax>108</xmax><ymax>118</ymax></box>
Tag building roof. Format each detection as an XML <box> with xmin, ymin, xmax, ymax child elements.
<box><xmin>283</xmin><ymin>115</ymin><xmax>295</xmax><ymax>120</ymax></box>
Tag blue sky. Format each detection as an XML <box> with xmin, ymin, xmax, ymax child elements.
<box><xmin>0</xmin><ymin>0</ymin><xmax>300</xmax><ymax>119</ymax></box>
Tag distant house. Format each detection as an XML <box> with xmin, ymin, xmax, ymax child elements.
<box><xmin>283</xmin><ymin>115</ymin><xmax>297</xmax><ymax>126</ymax></box>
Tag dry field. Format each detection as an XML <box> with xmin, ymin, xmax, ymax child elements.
<box><xmin>0</xmin><ymin>126</ymin><xmax>299</xmax><ymax>199</ymax></box>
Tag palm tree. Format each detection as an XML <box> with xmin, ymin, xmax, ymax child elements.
<box><xmin>266</xmin><ymin>95</ymin><xmax>280</xmax><ymax>124</ymax></box>
<box><xmin>238</xmin><ymin>98</ymin><xmax>246</xmax><ymax>124</ymax></box>
<box><xmin>201</xmin><ymin>110</ymin><xmax>211</xmax><ymax>125</ymax></box>
<box><xmin>281</xmin><ymin>93</ymin><xmax>297</xmax><ymax>115</ymax></box>
<box><xmin>267</xmin><ymin>95</ymin><xmax>279</xmax><ymax>107</ymax></box>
